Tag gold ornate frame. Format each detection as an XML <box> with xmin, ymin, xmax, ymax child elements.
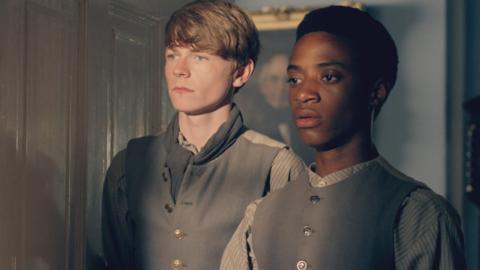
<box><xmin>248</xmin><ymin>1</ymin><xmax>365</xmax><ymax>31</ymax></box>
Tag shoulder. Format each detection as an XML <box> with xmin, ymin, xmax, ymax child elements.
<box><xmin>125</xmin><ymin>134</ymin><xmax>167</xmax><ymax>160</ymax></box>
<box><xmin>239</xmin><ymin>129</ymin><xmax>286</xmax><ymax>149</ymax></box>
<box><xmin>376</xmin><ymin>157</ymin><xmax>426</xmax><ymax>188</ymax></box>
<box><xmin>105</xmin><ymin>135</ymin><xmax>160</xmax><ymax>190</ymax></box>
<box><xmin>399</xmin><ymin>188</ymin><xmax>461</xmax><ymax>228</ymax></box>
<box><xmin>127</xmin><ymin>134</ymin><xmax>160</xmax><ymax>149</ymax></box>
<box><xmin>395</xmin><ymin>187</ymin><xmax>463</xmax><ymax>253</ymax></box>
<box><xmin>394</xmin><ymin>188</ymin><xmax>466</xmax><ymax>268</ymax></box>
<box><xmin>270</xmin><ymin>148</ymin><xmax>306</xmax><ymax>190</ymax></box>
<box><xmin>273</xmin><ymin>148</ymin><xmax>305</xmax><ymax>167</ymax></box>
<box><xmin>105</xmin><ymin>149</ymin><xmax>126</xmax><ymax>186</ymax></box>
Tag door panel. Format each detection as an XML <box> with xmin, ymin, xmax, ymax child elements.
<box><xmin>109</xmin><ymin>2</ymin><xmax>161</xmax><ymax>155</ymax></box>
<box><xmin>24</xmin><ymin>2</ymin><xmax>78</xmax><ymax>269</ymax></box>
<box><xmin>0</xmin><ymin>0</ymin><xmax>83</xmax><ymax>269</ymax></box>
<box><xmin>0</xmin><ymin>1</ymin><xmax>26</xmax><ymax>268</ymax></box>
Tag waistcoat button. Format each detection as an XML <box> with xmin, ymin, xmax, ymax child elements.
<box><xmin>310</xmin><ymin>195</ymin><xmax>320</xmax><ymax>204</ymax></box>
<box><xmin>303</xmin><ymin>226</ymin><xmax>313</xmax><ymax>237</ymax></box>
<box><xmin>174</xmin><ymin>229</ymin><xmax>185</xmax><ymax>239</ymax></box>
<box><xmin>296</xmin><ymin>260</ymin><xmax>308</xmax><ymax>270</ymax></box>
<box><xmin>165</xmin><ymin>203</ymin><xmax>174</xmax><ymax>213</ymax></box>
<box><xmin>171</xmin><ymin>259</ymin><xmax>183</xmax><ymax>269</ymax></box>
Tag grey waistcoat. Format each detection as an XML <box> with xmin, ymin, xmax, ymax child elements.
<box><xmin>252</xmin><ymin>160</ymin><xmax>423</xmax><ymax>270</ymax></box>
<box><xmin>126</xmin><ymin>128</ymin><xmax>285</xmax><ymax>270</ymax></box>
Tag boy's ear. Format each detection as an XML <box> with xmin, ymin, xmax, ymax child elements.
<box><xmin>369</xmin><ymin>79</ymin><xmax>389</xmax><ymax>110</ymax></box>
<box><xmin>232</xmin><ymin>59</ymin><xmax>255</xmax><ymax>88</ymax></box>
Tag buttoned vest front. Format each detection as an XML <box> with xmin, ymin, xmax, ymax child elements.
<box><xmin>252</xmin><ymin>160</ymin><xmax>423</xmax><ymax>270</ymax></box>
<box><xmin>126</xmin><ymin>130</ymin><xmax>285</xmax><ymax>270</ymax></box>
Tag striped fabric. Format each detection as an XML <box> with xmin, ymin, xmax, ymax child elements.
<box><xmin>269</xmin><ymin>148</ymin><xmax>305</xmax><ymax>190</ymax></box>
<box><xmin>221</xmin><ymin>157</ymin><xmax>466</xmax><ymax>270</ymax></box>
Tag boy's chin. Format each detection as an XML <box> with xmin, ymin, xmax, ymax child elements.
<box><xmin>175</xmin><ymin>104</ymin><xmax>232</xmax><ymax>116</ymax></box>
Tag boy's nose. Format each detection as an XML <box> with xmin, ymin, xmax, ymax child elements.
<box><xmin>173</xmin><ymin>59</ymin><xmax>190</xmax><ymax>77</ymax></box>
<box><xmin>293</xmin><ymin>85</ymin><xmax>320</xmax><ymax>104</ymax></box>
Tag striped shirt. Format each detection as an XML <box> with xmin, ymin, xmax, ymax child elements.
<box><xmin>221</xmin><ymin>156</ymin><xmax>466</xmax><ymax>270</ymax></box>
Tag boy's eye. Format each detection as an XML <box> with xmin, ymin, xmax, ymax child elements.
<box><xmin>166</xmin><ymin>51</ymin><xmax>177</xmax><ymax>60</ymax></box>
<box><xmin>193</xmin><ymin>55</ymin><xmax>208</xmax><ymax>61</ymax></box>
<box><xmin>287</xmin><ymin>77</ymin><xmax>301</xmax><ymax>86</ymax></box>
<box><xmin>321</xmin><ymin>72</ymin><xmax>340</xmax><ymax>83</ymax></box>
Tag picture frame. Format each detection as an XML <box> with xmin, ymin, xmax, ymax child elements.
<box><xmin>235</xmin><ymin>7</ymin><xmax>314</xmax><ymax>163</ymax></box>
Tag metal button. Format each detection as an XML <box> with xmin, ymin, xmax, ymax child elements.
<box><xmin>303</xmin><ymin>226</ymin><xmax>313</xmax><ymax>237</ymax></box>
<box><xmin>165</xmin><ymin>203</ymin><xmax>174</xmax><ymax>213</ymax></box>
<box><xmin>296</xmin><ymin>260</ymin><xmax>308</xmax><ymax>270</ymax></box>
<box><xmin>310</xmin><ymin>195</ymin><xmax>320</xmax><ymax>204</ymax></box>
<box><xmin>174</xmin><ymin>229</ymin><xmax>185</xmax><ymax>239</ymax></box>
<box><xmin>318</xmin><ymin>181</ymin><xmax>326</xmax><ymax>187</ymax></box>
<box><xmin>171</xmin><ymin>259</ymin><xmax>183</xmax><ymax>270</ymax></box>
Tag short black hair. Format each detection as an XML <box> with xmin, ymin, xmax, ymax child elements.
<box><xmin>297</xmin><ymin>5</ymin><xmax>398</xmax><ymax>91</ymax></box>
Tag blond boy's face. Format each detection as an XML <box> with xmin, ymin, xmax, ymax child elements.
<box><xmin>165</xmin><ymin>46</ymin><xmax>236</xmax><ymax>115</ymax></box>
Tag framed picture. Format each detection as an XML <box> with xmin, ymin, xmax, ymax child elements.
<box><xmin>235</xmin><ymin>8</ymin><xmax>314</xmax><ymax>163</ymax></box>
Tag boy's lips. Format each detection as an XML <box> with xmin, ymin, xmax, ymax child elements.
<box><xmin>294</xmin><ymin>109</ymin><xmax>322</xmax><ymax>128</ymax></box>
<box><xmin>172</xmin><ymin>86</ymin><xmax>194</xmax><ymax>93</ymax></box>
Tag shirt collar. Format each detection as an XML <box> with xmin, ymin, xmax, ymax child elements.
<box><xmin>307</xmin><ymin>156</ymin><xmax>382</xmax><ymax>188</ymax></box>
<box><xmin>178</xmin><ymin>131</ymin><xmax>200</xmax><ymax>155</ymax></box>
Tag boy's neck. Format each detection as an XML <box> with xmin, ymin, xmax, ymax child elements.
<box><xmin>313</xmin><ymin>131</ymin><xmax>378</xmax><ymax>177</ymax></box>
<box><xmin>178</xmin><ymin>104</ymin><xmax>232</xmax><ymax>151</ymax></box>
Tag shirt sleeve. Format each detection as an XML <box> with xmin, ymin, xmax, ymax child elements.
<box><xmin>220</xmin><ymin>199</ymin><xmax>263</xmax><ymax>270</ymax></box>
<box><xmin>102</xmin><ymin>150</ymin><xmax>134</xmax><ymax>270</ymax></box>
<box><xmin>269</xmin><ymin>148</ymin><xmax>305</xmax><ymax>191</ymax></box>
<box><xmin>394</xmin><ymin>188</ymin><xmax>467</xmax><ymax>270</ymax></box>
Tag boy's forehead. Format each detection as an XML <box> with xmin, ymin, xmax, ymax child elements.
<box><xmin>166</xmin><ymin>44</ymin><xmax>214</xmax><ymax>54</ymax></box>
<box><xmin>167</xmin><ymin>41</ymin><xmax>228</xmax><ymax>58</ymax></box>
<box><xmin>167</xmin><ymin>39</ymin><xmax>212</xmax><ymax>52</ymax></box>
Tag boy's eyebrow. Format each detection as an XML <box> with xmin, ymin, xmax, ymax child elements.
<box><xmin>287</xmin><ymin>61</ymin><xmax>349</xmax><ymax>72</ymax></box>
<box><xmin>317</xmin><ymin>61</ymin><xmax>348</xmax><ymax>68</ymax></box>
<box><xmin>287</xmin><ymin>64</ymin><xmax>301</xmax><ymax>72</ymax></box>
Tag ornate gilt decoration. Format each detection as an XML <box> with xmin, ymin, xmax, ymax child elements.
<box><xmin>249</xmin><ymin>1</ymin><xmax>364</xmax><ymax>31</ymax></box>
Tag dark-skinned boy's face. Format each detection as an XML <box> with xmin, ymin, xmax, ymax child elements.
<box><xmin>287</xmin><ymin>31</ymin><xmax>370</xmax><ymax>150</ymax></box>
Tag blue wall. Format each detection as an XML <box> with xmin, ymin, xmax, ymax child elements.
<box><xmin>466</xmin><ymin>0</ymin><xmax>480</xmax><ymax>99</ymax></box>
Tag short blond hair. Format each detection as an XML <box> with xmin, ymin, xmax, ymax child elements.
<box><xmin>165</xmin><ymin>0</ymin><xmax>259</xmax><ymax>68</ymax></box>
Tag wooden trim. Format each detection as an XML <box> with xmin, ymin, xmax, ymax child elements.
<box><xmin>68</xmin><ymin>0</ymin><xmax>88</xmax><ymax>269</ymax></box>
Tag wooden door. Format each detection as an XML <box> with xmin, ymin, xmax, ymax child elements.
<box><xmin>0</xmin><ymin>0</ymin><xmax>86</xmax><ymax>269</ymax></box>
